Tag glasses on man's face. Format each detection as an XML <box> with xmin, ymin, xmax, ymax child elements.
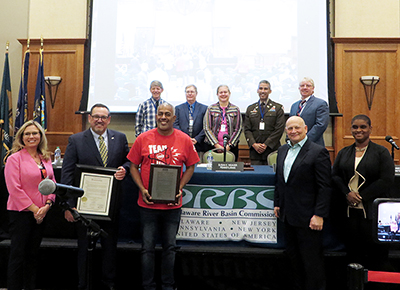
<box><xmin>91</xmin><ymin>115</ymin><xmax>109</xmax><ymax>121</ymax></box>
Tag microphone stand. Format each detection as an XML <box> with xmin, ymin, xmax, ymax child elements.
<box><xmin>223</xmin><ymin>139</ymin><xmax>227</xmax><ymax>162</ymax></box>
<box><xmin>391</xmin><ymin>145</ymin><xmax>395</xmax><ymax>161</ymax></box>
<box><xmin>59</xmin><ymin>201</ymin><xmax>108</xmax><ymax>290</ymax></box>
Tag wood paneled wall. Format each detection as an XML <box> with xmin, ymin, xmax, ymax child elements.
<box><xmin>18</xmin><ymin>39</ymin><xmax>86</xmax><ymax>154</ymax></box>
<box><xmin>333</xmin><ymin>38</ymin><xmax>400</xmax><ymax>163</ymax></box>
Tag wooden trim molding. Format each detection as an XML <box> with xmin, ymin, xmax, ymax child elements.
<box><xmin>332</xmin><ymin>37</ymin><xmax>400</xmax><ymax>44</ymax></box>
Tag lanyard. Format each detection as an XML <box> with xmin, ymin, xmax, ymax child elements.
<box><xmin>258</xmin><ymin>100</ymin><xmax>265</xmax><ymax>119</ymax></box>
<box><xmin>220</xmin><ymin>106</ymin><xmax>226</xmax><ymax>121</ymax></box>
<box><xmin>152</xmin><ymin>99</ymin><xmax>159</xmax><ymax>112</ymax></box>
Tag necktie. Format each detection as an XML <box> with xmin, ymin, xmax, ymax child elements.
<box><xmin>260</xmin><ymin>102</ymin><xmax>265</xmax><ymax>114</ymax></box>
<box><xmin>155</xmin><ymin>100</ymin><xmax>159</xmax><ymax>112</ymax></box>
<box><xmin>296</xmin><ymin>100</ymin><xmax>306</xmax><ymax>116</ymax></box>
<box><xmin>188</xmin><ymin>105</ymin><xmax>194</xmax><ymax>137</ymax></box>
<box><xmin>98</xmin><ymin>136</ymin><xmax>108</xmax><ymax>167</ymax></box>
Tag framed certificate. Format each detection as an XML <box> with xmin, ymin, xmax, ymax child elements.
<box><xmin>148</xmin><ymin>164</ymin><xmax>181</xmax><ymax>203</ymax></box>
<box><xmin>74</xmin><ymin>164</ymin><xmax>121</xmax><ymax>221</ymax></box>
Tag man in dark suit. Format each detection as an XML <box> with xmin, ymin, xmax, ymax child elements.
<box><xmin>274</xmin><ymin>116</ymin><xmax>332</xmax><ymax>290</ymax></box>
<box><xmin>244</xmin><ymin>80</ymin><xmax>285</xmax><ymax>165</ymax></box>
<box><xmin>61</xmin><ymin>103</ymin><xmax>130</xmax><ymax>290</ymax></box>
<box><xmin>289</xmin><ymin>77</ymin><xmax>329</xmax><ymax>146</ymax></box>
<box><xmin>173</xmin><ymin>84</ymin><xmax>208</xmax><ymax>160</ymax></box>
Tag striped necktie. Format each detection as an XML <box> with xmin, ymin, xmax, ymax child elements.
<box><xmin>98</xmin><ymin>136</ymin><xmax>108</xmax><ymax>167</ymax></box>
<box><xmin>296</xmin><ymin>100</ymin><xmax>306</xmax><ymax>116</ymax></box>
<box><xmin>188</xmin><ymin>105</ymin><xmax>194</xmax><ymax>137</ymax></box>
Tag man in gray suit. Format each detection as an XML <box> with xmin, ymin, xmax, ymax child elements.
<box><xmin>289</xmin><ymin>77</ymin><xmax>329</xmax><ymax>146</ymax></box>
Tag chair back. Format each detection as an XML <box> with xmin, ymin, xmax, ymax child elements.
<box><xmin>267</xmin><ymin>150</ymin><xmax>278</xmax><ymax>166</ymax></box>
<box><xmin>202</xmin><ymin>148</ymin><xmax>236</xmax><ymax>163</ymax></box>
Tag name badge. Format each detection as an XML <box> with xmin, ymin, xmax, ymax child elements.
<box><xmin>221</xmin><ymin>124</ymin><xmax>226</xmax><ymax>131</ymax></box>
<box><xmin>189</xmin><ymin>120</ymin><xmax>194</xmax><ymax>126</ymax></box>
<box><xmin>259</xmin><ymin>121</ymin><xmax>265</xmax><ymax>130</ymax></box>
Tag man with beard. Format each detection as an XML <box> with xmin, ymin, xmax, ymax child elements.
<box><xmin>128</xmin><ymin>102</ymin><xmax>199</xmax><ymax>290</ymax></box>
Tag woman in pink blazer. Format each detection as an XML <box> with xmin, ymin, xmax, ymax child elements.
<box><xmin>5</xmin><ymin>120</ymin><xmax>56</xmax><ymax>290</ymax></box>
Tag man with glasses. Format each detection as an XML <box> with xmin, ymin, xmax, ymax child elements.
<box><xmin>173</xmin><ymin>84</ymin><xmax>208</xmax><ymax>160</ymax></box>
<box><xmin>61</xmin><ymin>103</ymin><xmax>130</xmax><ymax>290</ymax></box>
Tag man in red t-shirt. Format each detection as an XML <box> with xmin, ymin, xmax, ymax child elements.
<box><xmin>128</xmin><ymin>102</ymin><xmax>199</xmax><ymax>290</ymax></box>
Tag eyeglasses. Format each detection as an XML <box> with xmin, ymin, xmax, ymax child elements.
<box><xmin>91</xmin><ymin>115</ymin><xmax>109</xmax><ymax>121</ymax></box>
<box><xmin>23</xmin><ymin>132</ymin><xmax>40</xmax><ymax>137</ymax></box>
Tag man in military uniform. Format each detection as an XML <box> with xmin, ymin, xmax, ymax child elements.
<box><xmin>244</xmin><ymin>80</ymin><xmax>285</xmax><ymax>165</ymax></box>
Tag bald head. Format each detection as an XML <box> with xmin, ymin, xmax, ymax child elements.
<box><xmin>285</xmin><ymin>116</ymin><xmax>308</xmax><ymax>145</ymax></box>
<box><xmin>158</xmin><ymin>102</ymin><xmax>175</xmax><ymax>115</ymax></box>
<box><xmin>156</xmin><ymin>102</ymin><xmax>176</xmax><ymax>136</ymax></box>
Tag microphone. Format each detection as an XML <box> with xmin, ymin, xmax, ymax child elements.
<box><xmin>385</xmin><ymin>135</ymin><xmax>399</xmax><ymax>150</ymax></box>
<box><xmin>223</xmin><ymin>134</ymin><xmax>230</xmax><ymax>148</ymax></box>
<box><xmin>38</xmin><ymin>179</ymin><xmax>84</xmax><ymax>197</ymax></box>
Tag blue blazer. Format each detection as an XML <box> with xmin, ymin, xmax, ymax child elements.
<box><xmin>274</xmin><ymin>139</ymin><xmax>332</xmax><ymax>228</ymax></box>
<box><xmin>173</xmin><ymin>101</ymin><xmax>208</xmax><ymax>152</ymax></box>
<box><xmin>61</xmin><ymin>129</ymin><xmax>130</xmax><ymax>205</ymax></box>
<box><xmin>289</xmin><ymin>95</ymin><xmax>329</xmax><ymax>146</ymax></box>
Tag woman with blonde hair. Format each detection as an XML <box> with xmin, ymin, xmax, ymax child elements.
<box><xmin>5</xmin><ymin>120</ymin><xmax>56</xmax><ymax>290</ymax></box>
<box><xmin>203</xmin><ymin>85</ymin><xmax>243</xmax><ymax>160</ymax></box>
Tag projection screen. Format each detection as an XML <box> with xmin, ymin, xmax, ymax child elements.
<box><xmin>83</xmin><ymin>0</ymin><xmax>334</xmax><ymax>113</ymax></box>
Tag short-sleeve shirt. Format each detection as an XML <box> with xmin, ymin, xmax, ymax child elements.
<box><xmin>127</xmin><ymin>128</ymin><xmax>200</xmax><ymax>209</ymax></box>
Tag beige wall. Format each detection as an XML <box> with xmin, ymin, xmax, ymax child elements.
<box><xmin>334</xmin><ymin>0</ymin><xmax>400</xmax><ymax>37</ymax></box>
<box><xmin>29</xmin><ymin>0</ymin><xmax>87</xmax><ymax>39</ymax></box>
<box><xmin>2</xmin><ymin>1</ymin><xmax>400</xmax><ymax>144</ymax></box>
<box><xmin>0</xmin><ymin>0</ymin><xmax>29</xmax><ymax>120</ymax></box>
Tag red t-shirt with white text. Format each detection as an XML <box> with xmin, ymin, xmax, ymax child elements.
<box><xmin>127</xmin><ymin>128</ymin><xmax>199</xmax><ymax>209</ymax></box>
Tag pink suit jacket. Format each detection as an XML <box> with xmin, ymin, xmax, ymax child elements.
<box><xmin>5</xmin><ymin>148</ymin><xmax>56</xmax><ymax>211</ymax></box>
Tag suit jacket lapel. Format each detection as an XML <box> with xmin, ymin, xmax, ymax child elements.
<box><xmin>84</xmin><ymin>129</ymin><xmax>103</xmax><ymax>166</ymax></box>
<box><xmin>107</xmin><ymin>129</ymin><xmax>114</xmax><ymax>166</ymax></box>
<box><xmin>301</xmin><ymin>95</ymin><xmax>314</xmax><ymax>115</ymax></box>
<box><xmin>286</xmin><ymin>139</ymin><xmax>311</xmax><ymax>182</ymax></box>
<box><xmin>183</xmin><ymin>104</ymin><xmax>190</xmax><ymax>123</ymax></box>
<box><xmin>192</xmin><ymin>103</ymin><xmax>199</xmax><ymax>121</ymax></box>
<box><xmin>278</xmin><ymin>145</ymin><xmax>289</xmax><ymax>182</ymax></box>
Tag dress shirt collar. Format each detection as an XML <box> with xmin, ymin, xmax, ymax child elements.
<box><xmin>287</xmin><ymin>135</ymin><xmax>308</xmax><ymax>149</ymax></box>
<box><xmin>187</xmin><ymin>101</ymin><xmax>196</xmax><ymax>110</ymax></box>
<box><xmin>300</xmin><ymin>95</ymin><xmax>313</xmax><ymax>103</ymax></box>
<box><xmin>90</xmin><ymin>128</ymin><xmax>108</xmax><ymax>141</ymax></box>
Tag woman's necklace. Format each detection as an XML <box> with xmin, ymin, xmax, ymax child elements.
<box><xmin>355</xmin><ymin>146</ymin><xmax>367</xmax><ymax>152</ymax></box>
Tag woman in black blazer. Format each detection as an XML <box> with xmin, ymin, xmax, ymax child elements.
<box><xmin>332</xmin><ymin>114</ymin><xmax>394</xmax><ymax>270</ymax></box>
